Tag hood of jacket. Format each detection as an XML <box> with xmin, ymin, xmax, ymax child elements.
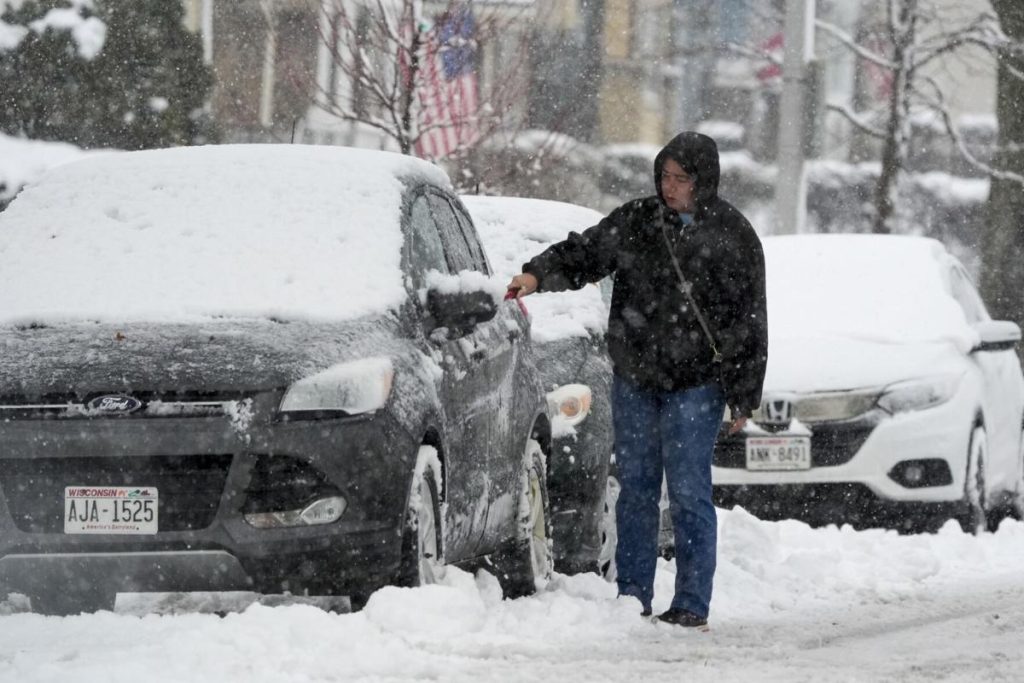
<box><xmin>653</xmin><ymin>132</ymin><xmax>721</xmax><ymax>218</ymax></box>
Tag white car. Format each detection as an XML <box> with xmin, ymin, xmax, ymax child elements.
<box><xmin>712</xmin><ymin>234</ymin><xmax>1024</xmax><ymax>533</ymax></box>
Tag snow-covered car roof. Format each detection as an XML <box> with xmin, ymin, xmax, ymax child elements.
<box><xmin>0</xmin><ymin>132</ymin><xmax>99</xmax><ymax>206</ymax></box>
<box><xmin>460</xmin><ymin>195</ymin><xmax>608</xmax><ymax>343</ymax></box>
<box><xmin>0</xmin><ymin>144</ymin><xmax>451</xmax><ymax>326</ymax></box>
<box><xmin>765</xmin><ymin>234</ymin><xmax>970</xmax><ymax>346</ymax></box>
<box><xmin>763</xmin><ymin>234</ymin><xmax>977</xmax><ymax>391</ymax></box>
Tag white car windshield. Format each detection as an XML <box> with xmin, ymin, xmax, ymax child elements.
<box><xmin>764</xmin><ymin>234</ymin><xmax>973</xmax><ymax>351</ymax></box>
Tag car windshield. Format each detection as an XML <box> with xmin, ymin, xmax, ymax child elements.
<box><xmin>764</xmin><ymin>234</ymin><xmax>974</xmax><ymax>350</ymax></box>
<box><xmin>0</xmin><ymin>145</ymin><xmax>449</xmax><ymax>326</ymax></box>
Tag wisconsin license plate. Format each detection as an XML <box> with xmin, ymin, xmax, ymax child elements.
<box><xmin>64</xmin><ymin>486</ymin><xmax>158</xmax><ymax>534</ymax></box>
<box><xmin>745</xmin><ymin>436</ymin><xmax>811</xmax><ymax>471</ymax></box>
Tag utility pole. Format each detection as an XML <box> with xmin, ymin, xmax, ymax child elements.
<box><xmin>774</xmin><ymin>0</ymin><xmax>815</xmax><ymax>234</ymax></box>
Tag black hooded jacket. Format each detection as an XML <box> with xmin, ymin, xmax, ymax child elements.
<box><xmin>522</xmin><ymin>132</ymin><xmax>768</xmax><ymax>417</ymax></box>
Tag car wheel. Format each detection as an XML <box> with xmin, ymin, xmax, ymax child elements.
<box><xmin>598</xmin><ymin>473</ymin><xmax>620</xmax><ymax>582</ymax></box>
<box><xmin>957</xmin><ymin>425</ymin><xmax>988</xmax><ymax>535</ymax></box>
<box><xmin>492</xmin><ymin>438</ymin><xmax>553</xmax><ymax>598</ymax></box>
<box><xmin>1013</xmin><ymin>425</ymin><xmax>1024</xmax><ymax>521</ymax></box>
<box><xmin>396</xmin><ymin>446</ymin><xmax>445</xmax><ymax>588</ymax></box>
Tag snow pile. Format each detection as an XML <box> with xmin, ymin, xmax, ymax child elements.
<box><xmin>0</xmin><ymin>144</ymin><xmax>451</xmax><ymax>325</ymax></box>
<box><xmin>2</xmin><ymin>508</ymin><xmax>1023</xmax><ymax>681</ymax></box>
<box><xmin>462</xmin><ymin>195</ymin><xmax>609</xmax><ymax>343</ymax></box>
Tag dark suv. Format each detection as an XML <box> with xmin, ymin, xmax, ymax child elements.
<box><xmin>0</xmin><ymin>145</ymin><xmax>552</xmax><ymax>614</ymax></box>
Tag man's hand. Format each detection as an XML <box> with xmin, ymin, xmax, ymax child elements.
<box><xmin>727</xmin><ymin>416</ymin><xmax>748</xmax><ymax>435</ymax></box>
<box><xmin>507</xmin><ymin>273</ymin><xmax>539</xmax><ymax>298</ymax></box>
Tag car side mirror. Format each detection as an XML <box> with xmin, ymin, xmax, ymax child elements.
<box><xmin>425</xmin><ymin>289</ymin><xmax>498</xmax><ymax>337</ymax></box>
<box><xmin>972</xmin><ymin>320</ymin><xmax>1021</xmax><ymax>352</ymax></box>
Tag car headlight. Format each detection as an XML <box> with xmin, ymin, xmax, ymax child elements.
<box><xmin>548</xmin><ymin>383</ymin><xmax>593</xmax><ymax>433</ymax></box>
<box><xmin>279</xmin><ymin>357</ymin><xmax>394</xmax><ymax>417</ymax></box>
<box><xmin>877</xmin><ymin>374</ymin><xmax>961</xmax><ymax>415</ymax></box>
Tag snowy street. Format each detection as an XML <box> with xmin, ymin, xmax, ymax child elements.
<box><xmin>3</xmin><ymin>507</ymin><xmax>1023</xmax><ymax>682</ymax></box>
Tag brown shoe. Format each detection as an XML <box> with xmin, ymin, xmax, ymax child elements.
<box><xmin>656</xmin><ymin>608</ymin><xmax>707</xmax><ymax>628</ymax></box>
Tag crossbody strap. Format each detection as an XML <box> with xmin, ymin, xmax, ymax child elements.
<box><xmin>660</xmin><ymin>220</ymin><xmax>723</xmax><ymax>364</ymax></box>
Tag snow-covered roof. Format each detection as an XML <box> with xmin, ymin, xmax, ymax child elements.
<box><xmin>461</xmin><ymin>195</ymin><xmax>608</xmax><ymax>343</ymax></box>
<box><xmin>0</xmin><ymin>132</ymin><xmax>99</xmax><ymax>202</ymax></box>
<box><xmin>765</xmin><ymin>234</ymin><xmax>971</xmax><ymax>349</ymax></box>
<box><xmin>0</xmin><ymin>144</ymin><xmax>451</xmax><ymax>325</ymax></box>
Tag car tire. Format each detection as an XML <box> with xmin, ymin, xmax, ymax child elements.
<box><xmin>491</xmin><ymin>438</ymin><xmax>552</xmax><ymax>599</ymax></box>
<box><xmin>957</xmin><ymin>425</ymin><xmax>988</xmax><ymax>535</ymax></box>
<box><xmin>396</xmin><ymin>446</ymin><xmax>445</xmax><ymax>588</ymax></box>
<box><xmin>598</xmin><ymin>473</ymin><xmax>620</xmax><ymax>582</ymax></box>
<box><xmin>1012</xmin><ymin>425</ymin><xmax>1024</xmax><ymax>521</ymax></box>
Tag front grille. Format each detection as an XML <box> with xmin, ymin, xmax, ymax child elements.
<box><xmin>714</xmin><ymin>420</ymin><xmax>876</xmax><ymax>469</ymax></box>
<box><xmin>0</xmin><ymin>454</ymin><xmax>232</xmax><ymax>533</ymax></box>
<box><xmin>0</xmin><ymin>390</ymin><xmax>254</xmax><ymax>420</ymax></box>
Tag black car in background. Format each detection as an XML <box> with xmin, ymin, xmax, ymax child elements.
<box><xmin>463</xmin><ymin>195</ymin><xmax>614</xmax><ymax>574</ymax></box>
<box><xmin>0</xmin><ymin>145</ymin><xmax>552</xmax><ymax>614</ymax></box>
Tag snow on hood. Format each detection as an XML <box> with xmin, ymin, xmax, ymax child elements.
<box><xmin>0</xmin><ymin>144</ymin><xmax>451</xmax><ymax>325</ymax></box>
<box><xmin>765</xmin><ymin>336</ymin><xmax>966</xmax><ymax>394</ymax></box>
<box><xmin>765</xmin><ymin>234</ymin><xmax>975</xmax><ymax>357</ymax></box>
<box><xmin>460</xmin><ymin>195</ymin><xmax>608</xmax><ymax>343</ymax></box>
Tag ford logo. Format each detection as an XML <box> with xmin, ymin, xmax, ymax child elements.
<box><xmin>87</xmin><ymin>394</ymin><xmax>144</xmax><ymax>415</ymax></box>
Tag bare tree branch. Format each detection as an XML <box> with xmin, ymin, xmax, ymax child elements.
<box><xmin>825</xmin><ymin>101</ymin><xmax>887</xmax><ymax>139</ymax></box>
<box><xmin>912</xmin><ymin>12</ymin><xmax>1006</xmax><ymax>70</ymax></box>
<box><xmin>815</xmin><ymin>18</ymin><xmax>897</xmax><ymax>71</ymax></box>
<box><xmin>919</xmin><ymin>74</ymin><xmax>1024</xmax><ymax>185</ymax></box>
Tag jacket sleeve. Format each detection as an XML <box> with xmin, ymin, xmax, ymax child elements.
<box><xmin>521</xmin><ymin>206</ymin><xmax>624</xmax><ymax>292</ymax></box>
<box><xmin>716</xmin><ymin>222</ymin><xmax>768</xmax><ymax>419</ymax></box>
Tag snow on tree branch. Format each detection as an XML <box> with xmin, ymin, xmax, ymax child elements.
<box><xmin>815</xmin><ymin>18</ymin><xmax>897</xmax><ymax>71</ymax></box>
<box><xmin>825</xmin><ymin>101</ymin><xmax>887</xmax><ymax>139</ymax></box>
<box><xmin>919</xmin><ymin>74</ymin><xmax>1024</xmax><ymax>186</ymax></box>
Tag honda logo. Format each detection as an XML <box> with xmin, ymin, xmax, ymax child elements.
<box><xmin>761</xmin><ymin>398</ymin><xmax>793</xmax><ymax>425</ymax></box>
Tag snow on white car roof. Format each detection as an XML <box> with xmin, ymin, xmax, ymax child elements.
<box><xmin>0</xmin><ymin>144</ymin><xmax>451</xmax><ymax>325</ymax></box>
<box><xmin>765</xmin><ymin>234</ymin><xmax>974</xmax><ymax>350</ymax></box>
<box><xmin>461</xmin><ymin>195</ymin><xmax>608</xmax><ymax>343</ymax></box>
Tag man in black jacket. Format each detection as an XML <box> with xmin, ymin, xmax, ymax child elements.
<box><xmin>508</xmin><ymin>132</ymin><xmax>767</xmax><ymax>627</ymax></box>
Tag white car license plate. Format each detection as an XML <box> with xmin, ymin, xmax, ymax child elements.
<box><xmin>64</xmin><ymin>486</ymin><xmax>158</xmax><ymax>534</ymax></box>
<box><xmin>745</xmin><ymin>436</ymin><xmax>811</xmax><ymax>471</ymax></box>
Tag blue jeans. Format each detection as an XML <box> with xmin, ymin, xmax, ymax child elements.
<box><xmin>612</xmin><ymin>376</ymin><xmax>725</xmax><ymax>617</ymax></box>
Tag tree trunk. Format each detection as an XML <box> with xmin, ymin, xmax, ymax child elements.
<box><xmin>872</xmin><ymin>0</ymin><xmax>916</xmax><ymax>234</ymax></box>
<box><xmin>981</xmin><ymin>0</ymin><xmax>1024</xmax><ymax>347</ymax></box>
<box><xmin>873</xmin><ymin>71</ymin><xmax>904</xmax><ymax>234</ymax></box>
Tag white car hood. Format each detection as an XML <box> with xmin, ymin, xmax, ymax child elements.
<box><xmin>764</xmin><ymin>336</ymin><xmax>966</xmax><ymax>395</ymax></box>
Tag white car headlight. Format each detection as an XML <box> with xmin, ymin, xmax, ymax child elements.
<box><xmin>877</xmin><ymin>374</ymin><xmax>961</xmax><ymax>415</ymax></box>
<box><xmin>280</xmin><ymin>357</ymin><xmax>394</xmax><ymax>416</ymax></box>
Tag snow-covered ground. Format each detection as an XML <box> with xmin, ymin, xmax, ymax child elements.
<box><xmin>2</xmin><ymin>137</ymin><xmax>1022</xmax><ymax>682</ymax></box>
<box><xmin>3</xmin><ymin>508</ymin><xmax>1023</xmax><ymax>682</ymax></box>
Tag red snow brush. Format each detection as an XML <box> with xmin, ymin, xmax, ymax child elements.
<box><xmin>504</xmin><ymin>288</ymin><xmax>529</xmax><ymax>316</ymax></box>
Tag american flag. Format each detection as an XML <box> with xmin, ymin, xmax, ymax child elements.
<box><xmin>414</xmin><ymin>6</ymin><xmax>479</xmax><ymax>160</ymax></box>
